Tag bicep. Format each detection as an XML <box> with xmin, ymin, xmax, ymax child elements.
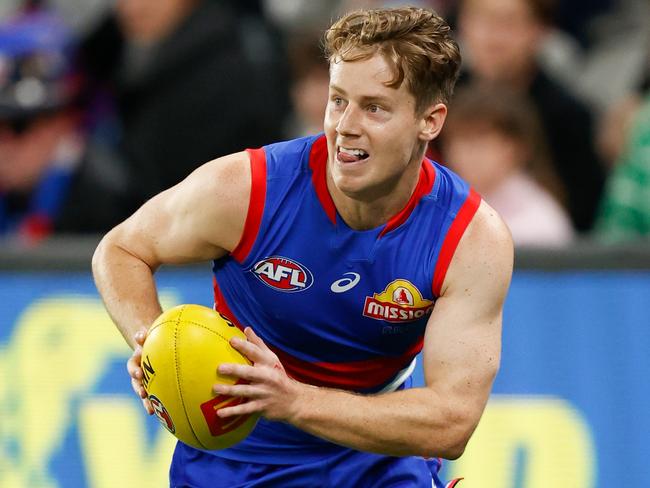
<box><xmin>108</xmin><ymin>152</ymin><xmax>251</xmax><ymax>268</ymax></box>
<box><xmin>422</xmin><ymin>201</ymin><xmax>513</xmax><ymax>415</ymax></box>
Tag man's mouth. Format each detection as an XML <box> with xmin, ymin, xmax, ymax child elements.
<box><xmin>337</xmin><ymin>146</ymin><xmax>369</xmax><ymax>163</ymax></box>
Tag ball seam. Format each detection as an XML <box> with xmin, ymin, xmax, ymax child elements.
<box><xmin>175</xmin><ymin>321</ymin><xmax>235</xmax><ymax>346</ymax></box>
<box><xmin>175</xmin><ymin>305</ymin><xmax>208</xmax><ymax>450</ymax></box>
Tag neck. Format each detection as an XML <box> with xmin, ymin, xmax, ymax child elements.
<box><xmin>327</xmin><ymin>152</ymin><xmax>424</xmax><ymax>231</ymax></box>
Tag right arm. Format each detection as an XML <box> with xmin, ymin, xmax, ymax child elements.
<box><xmin>91</xmin><ymin>152</ymin><xmax>251</xmax><ymax>406</ymax></box>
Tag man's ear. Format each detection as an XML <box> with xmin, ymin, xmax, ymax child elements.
<box><xmin>419</xmin><ymin>103</ymin><xmax>448</xmax><ymax>142</ymax></box>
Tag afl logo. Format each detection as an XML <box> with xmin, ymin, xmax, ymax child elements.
<box><xmin>251</xmin><ymin>256</ymin><xmax>313</xmax><ymax>292</ymax></box>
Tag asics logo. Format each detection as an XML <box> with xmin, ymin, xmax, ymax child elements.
<box><xmin>330</xmin><ymin>272</ymin><xmax>361</xmax><ymax>293</ymax></box>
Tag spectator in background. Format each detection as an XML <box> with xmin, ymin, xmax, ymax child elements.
<box><xmin>262</xmin><ymin>0</ymin><xmax>340</xmax><ymax>33</ymax></box>
<box><xmin>441</xmin><ymin>83</ymin><xmax>574</xmax><ymax>247</ymax></box>
<box><xmin>596</xmin><ymin>46</ymin><xmax>650</xmax><ymax>169</ymax></box>
<box><xmin>455</xmin><ymin>0</ymin><xmax>606</xmax><ymax>234</ymax></box>
<box><xmin>0</xmin><ymin>8</ymin><xmax>126</xmax><ymax>244</ymax></box>
<box><xmin>539</xmin><ymin>0</ymin><xmax>650</xmax><ymax>118</ymax></box>
<box><xmin>285</xmin><ymin>34</ymin><xmax>329</xmax><ymax>137</ymax></box>
<box><xmin>81</xmin><ymin>0</ymin><xmax>291</xmax><ymax>215</ymax></box>
<box><xmin>595</xmin><ymin>90</ymin><xmax>650</xmax><ymax>242</ymax></box>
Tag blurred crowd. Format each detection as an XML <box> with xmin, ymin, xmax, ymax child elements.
<box><xmin>0</xmin><ymin>0</ymin><xmax>649</xmax><ymax>247</ymax></box>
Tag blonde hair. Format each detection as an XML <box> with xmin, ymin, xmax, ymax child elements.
<box><xmin>324</xmin><ymin>7</ymin><xmax>461</xmax><ymax>111</ymax></box>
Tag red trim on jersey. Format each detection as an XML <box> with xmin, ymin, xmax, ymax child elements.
<box><xmin>379</xmin><ymin>160</ymin><xmax>436</xmax><ymax>237</ymax></box>
<box><xmin>446</xmin><ymin>478</ymin><xmax>464</xmax><ymax>487</ymax></box>
<box><xmin>270</xmin><ymin>337</ymin><xmax>423</xmax><ymax>390</ymax></box>
<box><xmin>214</xmin><ymin>277</ymin><xmax>423</xmax><ymax>390</ymax></box>
<box><xmin>231</xmin><ymin>148</ymin><xmax>267</xmax><ymax>263</ymax></box>
<box><xmin>309</xmin><ymin>137</ymin><xmax>437</xmax><ymax>236</ymax></box>
<box><xmin>308</xmin><ymin>135</ymin><xmax>336</xmax><ymax>224</ymax></box>
<box><xmin>432</xmin><ymin>189</ymin><xmax>481</xmax><ymax>297</ymax></box>
<box><xmin>213</xmin><ymin>276</ymin><xmax>245</xmax><ymax>333</ymax></box>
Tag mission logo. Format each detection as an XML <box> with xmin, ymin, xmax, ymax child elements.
<box><xmin>363</xmin><ymin>279</ymin><xmax>434</xmax><ymax>323</ymax></box>
<box><xmin>251</xmin><ymin>256</ymin><xmax>314</xmax><ymax>292</ymax></box>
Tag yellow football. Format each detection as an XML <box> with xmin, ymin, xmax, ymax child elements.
<box><xmin>140</xmin><ymin>304</ymin><xmax>259</xmax><ymax>450</ymax></box>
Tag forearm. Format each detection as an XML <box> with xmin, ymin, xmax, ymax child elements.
<box><xmin>289</xmin><ymin>383</ymin><xmax>472</xmax><ymax>459</ymax></box>
<box><xmin>92</xmin><ymin>233</ymin><xmax>163</xmax><ymax>349</ymax></box>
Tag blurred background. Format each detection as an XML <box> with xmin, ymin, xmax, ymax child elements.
<box><xmin>0</xmin><ymin>0</ymin><xmax>648</xmax><ymax>486</ymax></box>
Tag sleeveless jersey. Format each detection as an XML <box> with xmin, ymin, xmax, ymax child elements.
<box><xmin>207</xmin><ymin>134</ymin><xmax>480</xmax><ymax>463</ymax></box>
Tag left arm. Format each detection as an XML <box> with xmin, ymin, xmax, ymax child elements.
<box><xmin>217</xmin><ymin>201</ymin><xmax>513</xmax><ymax>459</ymax></box>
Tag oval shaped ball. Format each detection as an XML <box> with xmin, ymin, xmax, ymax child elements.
<box><xmin>141</xmin><ymin>304</ymin><xmax>259</xmax><ymax>450</ymax></box>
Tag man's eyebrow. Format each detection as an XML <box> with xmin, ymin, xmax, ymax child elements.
<box><xmin>359</xmin><ymin>94</ymin><xmax>392</xmax><ymax>105</ymax></box>
<box><xmin>329</xmin><ymin>83</ymin><xmax>347</xmax><ymax>95</ymax></box>
<box><xmin>329</xmin><ymin>84</ymin><xmax>392</xmax><ymax>104</ymax></box>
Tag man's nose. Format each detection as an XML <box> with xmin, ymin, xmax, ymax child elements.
<box><xmin>336</xmin><ymin>105</ymin><xmax>362</xmax><ymax>136</ymax></box>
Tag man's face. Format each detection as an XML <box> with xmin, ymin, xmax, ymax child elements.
<box><xmin>459</xmin><ymin>0</ymin><xmax>545</xmax><ymax>84</ymax></box>
<box><xmin>0</xmin><ymin>115</ymin><xmax>66</xmax><ymax>191</ymax></box>
<box><xmin>324</xmin><ymin>53</ymin><xmax>431</xmax><ymax>201</ymax></box>
<box><xmin>116</xmin><ymin>0</ymin><xmax>197</xmax><ymax>44</ymax></box>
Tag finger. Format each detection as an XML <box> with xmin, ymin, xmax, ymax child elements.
<box><xmin>127</xmin><ymin>350</ymin><xmax>143</xmax><ymax>379</ymax></box>
<box><xmin>229</xmin><ymin>336</ymin><xmax>266</xmax><ymax>363</ymax></box>
<box><xmin>143</xmin><ymin>397</ymin><xmax>154</xmax><ymax>415</ymax></box>
<box><xmin>242</xmin><ymin>329</ymin><xmax>284</xmax><ymax>372</ymax></box>
<box><xmin>134</xmin><ymin>329</ymin><xmax>147</xmax><ymax>346</ymax></box>
<box><xmin>127</xmin><ymin>363</ymin><xmax>141</xmax><ymax>381</ymax></box>
<box><xmin>130</xmin><ymin>343</ymin><xmax>142</xmax><ymax>358</ymax></box>
<box><xmin>218</xmin><ymin>363</ymin><xmax>267</xmax><ymax>382</ymax></box>
<box><xmin>212</xmin><ymin>383</ymin><xmax>261</xmax><ymax>398</ymax></box>
<box><xmin>131</xmin><ymin>376</ymin><xmax>147</xmax><ymax>398</ymax></box>
<box><xmin>217</xmin><ymin>400</ymin><xmax>261</xmax><ymax>418</ymax></box>
<box><xmin>244</xmin><ymin>327</ymin><xmax>272</xmax><ymax>353</ymax></box>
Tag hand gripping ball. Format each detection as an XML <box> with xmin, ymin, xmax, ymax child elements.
<box><xmin>140</xmin><ymin>304</ymin><xmax>259</xmax><ymax>450</ymax></box>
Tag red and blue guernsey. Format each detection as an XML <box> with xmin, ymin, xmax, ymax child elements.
<box><xmin>188</xmin><ymin>134</ymin><xmax>478</xmax><ymax>477</ymax></box>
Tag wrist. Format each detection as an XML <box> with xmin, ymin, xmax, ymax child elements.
<box><xmin>284</xmin><ymin>379</ymin><xmax>318</xmax><ymax>425</ymax></box>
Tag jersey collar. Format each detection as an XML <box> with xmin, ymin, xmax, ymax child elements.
<box><xmin>308</xmin><ymin>134</ymin><xmax>436</xmax><ymax>237</ymax></box>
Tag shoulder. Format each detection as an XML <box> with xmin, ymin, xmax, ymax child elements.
<box><xmin>178</xmin><ymin>151</ymin><xmax>250</xmax><ymax>209</ymax></box>
<box><xmin>102</xmin><ymin>151</ymin><xmax>254</xmax><ymax>266</ymax></box>
<box><xmin>461</xmin><ymin>200</ymin><xmax>513</xmax><ymax>268</ymax></box>
<box><xmin>163</xmin><ymin>151</ymin><xmax>252</xmax><ymax>252</ymax></box>
<box><xmin>440</xmin><ymin>200</ymin><xmax>513</xmax><ymax>302</ymax></box>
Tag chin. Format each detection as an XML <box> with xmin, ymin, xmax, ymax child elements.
<box><xmin>329</xmin><ymin>168</ymin><xmax>366</xmax><ymax>195</ymax></box>
<box><xmin>335</xmin><ymin>174</ymin><xmax>385</xmax><ymax>203</ymax></box>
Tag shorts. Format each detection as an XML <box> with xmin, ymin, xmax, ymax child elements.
<box><xmin>170</xmin><ymin>441</ymin><xmax>453</xmax><ymax>488</ymax></box>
